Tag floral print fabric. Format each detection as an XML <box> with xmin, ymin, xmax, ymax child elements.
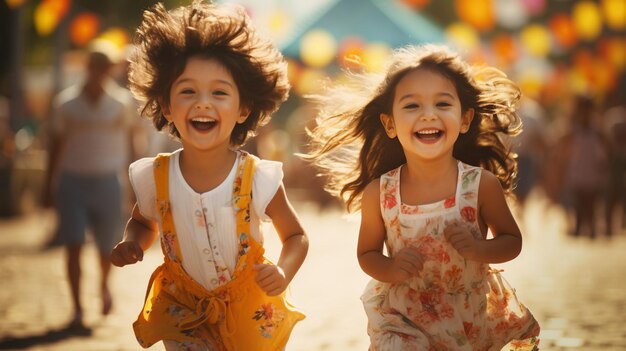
<box><xmin>362</xmin><ymin>162</ymin><xmax>540</xmax><ymax>351</ymax></box>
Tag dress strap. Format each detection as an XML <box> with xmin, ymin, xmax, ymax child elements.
<box><xmin>456</xmin><ymin>163</ymin><xmax>482</xmax><ymax>224</ymax></box>
<box><xmin>232</xmin><ymin>151</ymin><xmax>262</xmax><ymax>274</ymax></box>
<box><xmin>379</xmin><ymin>166</ymin><xmax>402</xmax><ymax>246</ymax></box>
<box><xmin>153</xmin><ymin>153</ymin><xmax>183</xmax><ymax>263</ymax></box>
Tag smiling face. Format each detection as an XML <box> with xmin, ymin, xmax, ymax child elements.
<box><xmin>380</xmin><ymin>68</ymin><xmax>474</xmax><ymax>162</ymax></box>
<box><xmin>163</xmin><ymin>56</ymin><xmax>249</xmax><ymax>152</ymax></box>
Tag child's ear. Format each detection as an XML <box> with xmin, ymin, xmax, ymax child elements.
<box><xmin>380</xmin><ymin>113</ymin><xmax>397</xmax><ymax>138</ymax></box>
<box><xmin>237</xmin><ymin>106</ymin><xmax>250</xmax><ymax>124</ymax></box>
<box><xmin>159</xmin><ymin>98</ymin><xmax>171</xmax><ymax>121</ymax></box>
<box><xmin>460</xmin><ymin>108</ymin><xmax>474</xmax><ymax>134</ymax></box>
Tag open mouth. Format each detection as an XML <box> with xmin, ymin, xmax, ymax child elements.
<box><xmin>414</xmin><ymin>129</ymin><xmax>443</xmax><ymax>142</ymax></box>
<box><xmin>190</xmin><ymin>117</ymin><xmax>217</xmax><ymax>131</ymax></box>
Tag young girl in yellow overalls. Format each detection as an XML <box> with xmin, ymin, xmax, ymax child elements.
<box><xmin>110</xmin><ymin>2</ymin><xmax>308</xmax><ymax>350</ymax></box>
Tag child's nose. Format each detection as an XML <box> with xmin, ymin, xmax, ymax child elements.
<box><xmin>419</xmin><ymin>107</ymin><xmax>437</xmax><ymax>120</ymax></box>
<box><xmin>195</xmin><ymin>94</ymin><xmax>212</xmax><ymax>110</ymax></box>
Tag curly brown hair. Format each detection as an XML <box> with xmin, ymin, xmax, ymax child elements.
<box><xmin>128</xmin><ymin>0</ymin><xmax>289</xmax><ymax>146</ymax></box>
<box><xmin>306</xmin><ymin>44</ymin><xmax>521</xmax><ymax>212</ymax></box>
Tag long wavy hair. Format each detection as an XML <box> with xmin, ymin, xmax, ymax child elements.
<box><xmin>306</xmin><ymin>44</ymin><xmax>521</xmax><ymax>212</ymax></box>
<box><xmin>128</xmin><ymin>0</ymin><xmax>289</xmax><ymax>146</ymax></box>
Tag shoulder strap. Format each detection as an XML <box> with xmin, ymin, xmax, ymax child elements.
<box><xmin>379</xmin><ymin>166</ymin><xmax>402</xmax><ymax>246</ymax></box>
<box><xmin>232</xmin><ymin>151</ymin><xmax>263</xmax><ymax>272</ymax></box>
<box><xmin>457</xmin><ymin>163</ymin><xmax>482</xmax><ymax>213</ymax></box>
<box><xmin>153</xmin><ymin>153</ymin><xmax>183</xmax><ymax>262</ymax></box>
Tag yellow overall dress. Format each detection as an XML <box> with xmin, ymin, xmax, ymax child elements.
<box><xmin>133</xmin><ymin>152</ymin><xmax>305</xmax><ymax>350</ymax></box>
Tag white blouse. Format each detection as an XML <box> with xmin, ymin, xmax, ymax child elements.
<box><xmin>129</xmin><ymin>149</ymin><xmax>283</xmax><ymax>291</ymax></box>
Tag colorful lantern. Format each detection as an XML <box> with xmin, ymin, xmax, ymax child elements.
<box><xmin>495</xmin><ymin>0</ymin><xmax>528</xmax><ymax>29</ymax></box>
<box><xmin>549</xmin><ymin>14</ymin><xmax>578</xmax><ymax>49</ymax></box>
<box><xmin>573</xmin><ymin>1</ymin><xmax>602</xmax><ymax>41</ymax></box>
<box><xmin>520</xmin><ymin>23</ymin><xmax>551</xmax><ymax>57</ymax></box>
<box><xmin>602</xmin><ymin>0</ymin><xmax>626</xmax><ymax>30</ymax></box>
<box><xmin>338</xmin><ymin>37</ymin><xmax>366</xmax><ymax>70</ymax></box>
<box><xmin>400</xmin><ymin>0</ymin><xmax>431</xmax><ymax>9</ymax></box>
<box><xmin>446</xmin><ymin>22</ymin><xmax>480</xmax><ymax>51</ymax></box>
<box><xmin>520</xmin><ymin>0</ymin><xmax>546</xmax><ymax>15</ymax></box>
<box><xmin>300</xmin><ymin>29</ymin><xmax>337</xmax><ymax>68</ymax></box>
<box><xmin>362</xmin><ymin>42</ymin><xmax>391</xmax><ymax>73</ymax></box>
<box><xmin>491</xmin><ymin>34</ymin><xmax>518</xmax><ymax>65</ymax></box>
<box><xmin>69</xmin><ymin>12</ymin><xmax>100</xmax><ymax>47</ymax></box>
<box><xmin>454</xmin><ymin>0</ymin><xmax>495</xmax><ymax>32</ymax></box>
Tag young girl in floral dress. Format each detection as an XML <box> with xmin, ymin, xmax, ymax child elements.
<box><xmin>307</xmin><ymin>44</ymin><xmax>540</xmax><ymax>350</ymax></box>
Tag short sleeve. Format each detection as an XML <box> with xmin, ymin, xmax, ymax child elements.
<box><xmin>251</xmin><ymin>159</ymin><xmax>283</xmax><ymax>222</ymax></box>
<box><xmin>129</xmin><ymin>157</ymin><xmax>158</xmax><ymax>222</ymax></box>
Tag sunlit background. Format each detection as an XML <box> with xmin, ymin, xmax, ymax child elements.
<box><xmin>1</xmin><ymin>0</ymin><xmax>625</xmax><ymax>213</ymax></box>
<box><xmin>1</xmin><ymin>1</ymin><xmax>625</xmax><ymax>350</ymax></box>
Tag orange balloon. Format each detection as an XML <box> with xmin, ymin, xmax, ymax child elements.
<box><xmin>454</xmin><ymin>0</ymin><xmax>495</xmax><ymax>32</ymax></box>
<box><xmin>70</xmin><ymin>12</ymin><xmax>100</xmax><ymax>47</ymax></box>
<box><xmin>401</xmin><ymin>0</ymin><xmax>431</xmax><ymax>9</ymax></box>
<box><xmin>338</xmin><ymin>37</ymin><xmax>365</xmax><ymax>70</ymax></box>
<box><xmin>597</xmin><ymin>37</ymin><xmax>626</xmax><ymax>71</ymax></box>
<box><xmin>491</xmin><ymin>34</ymin><xmax>518</xmax><ymax>65</ymax></box>
<box><xmin>43</xmin><ymin>0</ymin><xmax>71</xmax><ymax>20</ymax></box>
<box><xmin>549</xmin><ymin>14</ymin><xmax>578</xmax><ymax>49</ymax></box>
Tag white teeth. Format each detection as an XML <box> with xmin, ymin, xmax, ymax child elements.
<box><xmin>191</xmin><ymin>117</ymin><xmax>216</xmax><ymax>122</ymax></box>
<box><xmin>417</xmin><ymin>129</ymin><xmax>439</xmax><ymax>135</ymax></box>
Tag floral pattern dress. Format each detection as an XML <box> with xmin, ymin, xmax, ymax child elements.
<box><xmin>362</xmin><ymin>162</ymin><xmax>540</xmax><ymax>351</ymax></box>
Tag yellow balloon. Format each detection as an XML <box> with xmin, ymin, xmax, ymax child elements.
<box><xmin>362</xmin><ymin>42</ymin><xmax>391</xmax><ymax>73</ymax></box>
<box><xmin>602</xmin><ymin>0</ymin><xmax>626</xmax><ymax>30</ymax></box>
<box><xmin>294</xmin><ymin>68</ymin><xmax>327</xmax><ymax>95</ymax></box>
<box><xmin>573</xmin><ymin>1</ymin><xmax>602</xmax><ymax>41</ymax></box>
<box><xmin>520</xmin><ymin>24</ymin><xmax>551</xmax><ymax>57</ymax></box>
<box><xmin>446</xmin><ymin>22</ymin><xmax>480</xmax><ymax>51</ymax></box>
<box><xmin>34</xmin><ymin>2</ymin><xmax>59</xmax><ymax>36</ymax></box>
<box><xmin>97</xmin><ymin>28</ymin><xmax>130</xmax><ymax>51</ymax></box>
<box><xmin>300</xmin><ymin>29</ymin><xmax>337</xmax><ymax>68</ymax></box>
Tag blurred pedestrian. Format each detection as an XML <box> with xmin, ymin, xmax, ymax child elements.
<box><xmin>109</xmin><ymin>2</ymin><xmax>308</xmax><ymax>350</ymax></box>
<box><xmin>512</xmin><ymin>97</ymin><xmax>548</xmax><ymax>207</ymax></box>
<box><xmin>603</xmin><ymin>99</ymin><xmax>626</xmax><ymax>236</ymax></box>
<box><xmin>306</xmin><ymin>44</ymin><xmax>540</xmax><ymax>350</ymax></box>
<box><xmin>47</xmin><ymin>45</ymin><xmax>139</xmax><ymax>330</ymax></box>
<box><xmin>556</xmin><ymin>95</ymin><xmax>608</xmax><ymax>238</ymax></box>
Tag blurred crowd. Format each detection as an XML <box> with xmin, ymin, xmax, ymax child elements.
<box><xmin>1</xmin><ymin>45</ymin><xmax>625</xmax><ymax>243</ymax></box>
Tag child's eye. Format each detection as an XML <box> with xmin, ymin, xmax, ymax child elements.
<box><xmin>180</xmin><ymin>89</ymin><xmax>194</xmax><ymax>94</ymax></box>
<box><xmin>213</xmin><ymin>90</ymin><xmax>228</xmax><ymax>96</ymax></box>
<box><xmin>437</xmin><ymin>102</ymin><xmax>452</xmax><ymax>107</ymax></box>
<box><xmin>403</xmin><ymin>103</ymin><xmax>418</xmax><ymax>110</ymax></box>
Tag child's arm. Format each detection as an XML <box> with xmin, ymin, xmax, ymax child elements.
<box><xmin>444</xmin><ymin>171</ymin><xmax>522</xmax><ymax>263</ymax></box>
<box><xmin>357</xmin><ymin>180</ymin><xmax>424</xmax><ymax>283</ymax></box>
<box><xmin>110</xmin><ymin>203</ymin><xmax>159</xmax><ymax>267</ymax></box>
<box><xmin>255</xmin><ymin>183</ymin><xmax>309</xmax><ymax>296</ymax></box>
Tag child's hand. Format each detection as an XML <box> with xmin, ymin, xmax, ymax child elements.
<box><xmin>389</xmin><ymin>246</ymin><xmax>424</xmax><ymax>283</ymax></box>
<box><xmin>254</xmin><ymin>264</ymin><xmax>288</xmax><ymax>296</ymax></box>
<box><xmin>444</xmin><ymin>222</ymin><xmax>480</xmax><ymax>261</ymax></box>
<box><xmin>110</xmin><ymin>241</ymin><xmax>144</xmax><ymax>267</ymax></box>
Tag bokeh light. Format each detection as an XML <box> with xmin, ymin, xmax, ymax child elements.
<box><xmin>455</xmin><ymin>0</ymin><xmax>495</xmax><ymax>32</ymax></box>
<box><xmin>572</xmin><ymin>1</ymin><xmax>603</xmax><ymax>41</ymax></box>
<box><xmin>69</xmin><ymin>12</ymin><xmax>100</xmax><ymax>47</ymax></box>
<box><xmin>300</xmin><ymin>29</ymin><xmax>337</xmax><ymax>68</ymax></box>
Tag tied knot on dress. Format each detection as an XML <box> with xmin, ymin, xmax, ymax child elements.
<box><xmin>178</xmin><ymin>294</ymin><xmax>236</xmax><ymax>336</ymax></box>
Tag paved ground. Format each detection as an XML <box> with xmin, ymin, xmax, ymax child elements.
<box><xmin>0</xmin><ymin>192</ymin><xmax>625</xmax><ymax>351</ymax></box>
